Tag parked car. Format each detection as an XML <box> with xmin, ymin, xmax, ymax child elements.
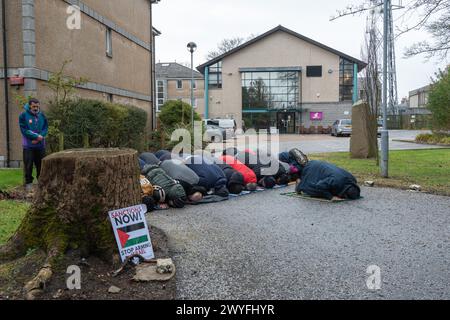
<box><xmin>331</xmin><ymin>119</ymin><xmax>352</xmax><ymax>137</ymax></box>
<box><xmin>205</xmin><ymin>124</ymin><xmax>226</xmax><ymax>142</ymax></box>
<box><xmin>204</xmin><ymin>118</ymin><xmax>237</xmax><ymax>139</ymax></box>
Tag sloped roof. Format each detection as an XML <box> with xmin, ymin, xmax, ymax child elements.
<box><xmin>197</xmin><ymin>25</ymin><xmax>367</xmax><ymax>74</ymax></box>
<box><xmin>156</xmin><ymin>62</ymin><xmax>204</xmax><ymax>80</ymax></box>
<box><xmin>152</xmin><ymin>27</ymin><xmax>162</xmax><ymax>36</ymax></box>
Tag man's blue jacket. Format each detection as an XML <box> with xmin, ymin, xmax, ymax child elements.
<box><xmin>185</xmin><ymin>155</ymin><xmax>228</xmax><ymax>191</ymax></box>
<box><xmin>19</xmin><ymin>103</ymin><xmax>48</xmax><ymax>150</ymax></box>
<box><xmin>296</xmin><ymin>160</ymin><xmax>360</xmax><ymax>200</ymax></box>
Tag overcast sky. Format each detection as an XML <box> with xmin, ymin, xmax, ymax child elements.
<box><xmin>153</xmin><ymin>0</ymin><xmax>449</xmax><ymax>99</ymax></box>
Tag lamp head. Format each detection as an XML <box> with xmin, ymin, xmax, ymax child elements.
<box><xmin>187</xmin><ymin>42</ymin><xmax>197</xmax><ymax>53</ymax></box>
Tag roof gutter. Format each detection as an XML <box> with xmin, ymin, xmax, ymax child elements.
<box><xmin>150</xmin><ymin>0</ymin><xmax>161</xmax><ymax>130</ymax></box>
<box><xmin>1</xmin><ymin>0</ymin><xmax>10</xmax><ymax>167</ymax></box>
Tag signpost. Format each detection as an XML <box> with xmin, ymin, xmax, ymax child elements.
<box><xmin>109</xmin><ymin>204</ymin><xmax>154</xmax><ymax>262</ymax></box>
<box><xmin>310</xmin><ymin>112</ymin><xmax>323</xmax><ymax>121</ymax></box>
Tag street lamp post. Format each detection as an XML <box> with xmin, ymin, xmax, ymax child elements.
<box><xmin>187</xmin><ymin>42</ymin><xmax>197</xmax><ymax>133</ymax></box>
<box><xmin>381</xmin><ymin>0</ymin><xmax>390</xmax><ymax>177</ymax></box>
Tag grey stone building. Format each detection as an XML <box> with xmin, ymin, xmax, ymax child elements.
<box><xmin>155</xmin><ymin>62</ymin><xmax>204</xmax><ymax>113</ymax></box>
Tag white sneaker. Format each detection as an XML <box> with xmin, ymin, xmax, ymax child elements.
<box><xmin>25</xmin><ymin>184</ymin><xmax>33</xmax><ymax>192</ymax></box>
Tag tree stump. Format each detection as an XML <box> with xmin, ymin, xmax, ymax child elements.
<box><xmin>0</xmin><ymin>148</ymin><xmax>141</xmax><ymax>299</ymax></box>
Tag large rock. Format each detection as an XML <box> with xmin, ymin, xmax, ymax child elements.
<box><xmin>133</xmin><ymin>259</ymin><xmax>176</xmax><ymax>282</ymax></box>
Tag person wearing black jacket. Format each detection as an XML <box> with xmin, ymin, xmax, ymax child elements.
<box><xmin>236</xmin><ymin>150</ymin><xmax>282</xmax><ymax>189</ymax></box>
<box><xmin>215</xmin><ymin>163</ymin><xmax>245</xmax><ymax>195</ymax></box>
<box><xmin>184</xmin><ymin>155</ymin><xmax>229</xmax><ymax>197</ymax></box>
<box><xmin>291</xmin><ymin>148</ymin><xmax>361</xmax><ymax>200</ymax></box>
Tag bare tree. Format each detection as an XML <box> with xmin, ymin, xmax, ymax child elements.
<box><xmin>361</xmin><ymin>21</ymin><xmax>382</xmax><ymax>162</ymax></box>
<box><xmin>400</xmin><ymin>1</ymin><xmax>450</xmax><ymax>59</ymax></box>
<box><xmin>330</xmin><ymin>1</ymin><xmax>383</xmax><ymax>21</ymax></box>
<box><xmin>206</xmin><ymin>34</ymin><xmax>258</xmax><ymax>60</ymax></box>
<box><xmin>331</xmin><ymin>0</ymin><xmax>450</xmax><ymax>59</ymax></box>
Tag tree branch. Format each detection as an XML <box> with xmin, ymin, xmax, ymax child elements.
<box><xmin>330</xmin><ymin>2</ymin><xmax>383</xmax><ymax>21</ymax></box>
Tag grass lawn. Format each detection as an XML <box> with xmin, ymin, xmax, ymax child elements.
<box><xmin>311</xmin><ymin>148</ymin><xmax>450</xmax><ymax>196</ymax></box>
<box><xmin>0</xmin><ymin>200</ymin><xmax>30</xmax><ymax>245</ymax></box>
<box><xmin>0</xmin><ymin>169</ymin><xmax>23</xmax><ymax>191</ymax></box>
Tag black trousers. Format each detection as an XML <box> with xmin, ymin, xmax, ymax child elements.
<box><xmin>23</xmin><ymin>148</ymin><xmax>46</xmax><ymax>184</ymax></box>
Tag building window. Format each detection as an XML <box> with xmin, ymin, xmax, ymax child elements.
<box><xmin>208</xmin><ymin>61</ymin><xmax>222</xmax><ymax>89</ymax></box>
<box><xmin>157</xmin><ymin>80</ymin><xmax>165</xmax><ymax>112</ymax></box>
<box><xmin>241</xmin><ymin>71</ymin><xmax>300</xmax><ymax>110</ymax></box>
<box><xmin>106</xmin><ymin>28</ymin><xmax>113</xmax><ymax>58</ymax></box>
<box><xmin>418</xmin><ymin>92</ymin><xmax>428</xmax><ymax>107</ymax></box>
<box><xmin>339</xmin><ymin>58</ymin><xmax>354</xmax><ymax>101</ymax></box>
<box><xmin>176</xmin><ymin>80</ymin><xmax>183</xmax><ymax>89</ymax></box>
<box><xmin>306</xmin><ymin>66</ymin><xmax>322</xmax><ymax>77</ymax></box>
<box><xmin>107</xmin><ymin>94</ymin><xmax>113</xmax><ymax>102</ymax></box>
<box><xmin>191</xmin><ymin>80</ymin><xmax>197</xmax><ymax>90</ymax></box>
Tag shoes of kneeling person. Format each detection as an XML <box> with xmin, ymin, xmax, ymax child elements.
<box><xmin>25</xmin><ymin>183</ymin><xmax>33</xmax><ymax>192</ymax></box>
<box><xmin>289</xmin><ymin>148</ymin><xmax>309</xmax><ymax>166</ymax></box>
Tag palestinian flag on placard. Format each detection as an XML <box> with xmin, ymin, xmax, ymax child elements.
<box><xmin>117</xmin><ymin>222</ymin><xmax>149</xmax><ymax>248</ymax></box>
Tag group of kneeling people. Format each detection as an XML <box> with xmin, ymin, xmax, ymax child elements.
<box><xmin>138</xmin><ymin>148</ymin><xmax>361</xmax><ymax>210</ymax></box>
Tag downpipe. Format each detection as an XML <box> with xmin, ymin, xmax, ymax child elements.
<box><xmin>1</xmin><ymin>0</ymin><xmax>10</xmax><ymax>167</ymax></box>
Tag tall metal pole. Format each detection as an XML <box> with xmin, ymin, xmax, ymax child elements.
<box><xmin>187</xmin><ymin>42</ymin><xmax>197</xmax><ymax>132</ymax></box>
<box><xmin>381</xmin><ymin>0</ymin><xmax>390</xmax><ymax>177</ymax></box>
<box><xmin>190</xmin><ymin>50</ymin><xmax>194</xmax><ymax>133</ymax></box>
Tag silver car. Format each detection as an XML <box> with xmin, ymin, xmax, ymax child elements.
<box><xmin>331</xmin><ymin>119</ymin><xmax>352</xmax><ymax>137</ymax></box>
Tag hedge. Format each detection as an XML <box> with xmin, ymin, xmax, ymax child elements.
<box><xmin>416</xmin><ymin>133</ymin><xmax>450</xmax><ymax>146</ymax></box>
<box><xmin>47</xmin><ymin>99</ymin><xmax>147</xmax><ymax>152</ymax></box>
<box><xmin>149</xmin><ymin>100</ymin><xmax>205</xmax><ymax>152</ymax></box>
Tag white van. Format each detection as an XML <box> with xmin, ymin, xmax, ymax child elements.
<box><xmin>204</xmin><ymin>118</ymin><xmax>236</xmax><ymax>139</ymax></box>
<box><xmin>217</xmin><ymin>119</ymin><xmax>236</xmax><ymax>138</ymax></box>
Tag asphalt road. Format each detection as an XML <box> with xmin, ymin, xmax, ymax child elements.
<box><xmin>148</xmin><ymin>186</ymin><xmax>450</xmax><ymax>299</ymax></box>
<box><xmin>208</xmin><ymin>130</ymin><xmax>447</xmax><ymax>154</ymax></box>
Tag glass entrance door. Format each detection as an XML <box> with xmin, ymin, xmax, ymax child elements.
<box><xmin>277</xmin><ymin>112</ymin><xmax>296</xmax><ymax>134</ymax></box>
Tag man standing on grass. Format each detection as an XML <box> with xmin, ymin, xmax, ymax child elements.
<box><xmin>19</xmin><ymin>98</ymin><xmax>48</xmax><ymax>192</ymax></box>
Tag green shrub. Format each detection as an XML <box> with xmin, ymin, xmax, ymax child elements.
<box><xmin>427</xmin><ymin>69</ymin><xmax>450</xmax><ymax>131</ymax></box>
<box><xmin>416</xmin><ymin>133</ymin><xmax>450</xmax><ymax>145</ymax></box>
<box><xmin>416</xmin><ymin>133</ymin><xmax>434</xmax><ymax>143</ymax></box>
<box><xmin>47</xmin><ymin>99</ymin><xmax>147</xmax><ymax>152</ymax></box>
<box><xmin>153</xmin><ymin>100</ymin><xmax>205</xmax><ymax>151</ymax></box>
<box><xmin>439</xmin><ymin>136</ymin><xmax>450</xmax><ymax>145</ymax></box>
<box><xmin>159</xmin><ymin>100</ymin><xmax>201</xmax><ymax>128</ymax></box>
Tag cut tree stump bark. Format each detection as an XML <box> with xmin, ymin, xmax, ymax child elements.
<box><xmin>0</xmin><ymin>148</ymin><xmax>141</xmax><ymax>299</ymax></box>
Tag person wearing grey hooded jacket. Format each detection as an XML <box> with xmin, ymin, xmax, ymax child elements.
<box><xmin>160</xmin><ymin>159</ymin><xmax>207</xmax><ymax>202</ymax></box>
